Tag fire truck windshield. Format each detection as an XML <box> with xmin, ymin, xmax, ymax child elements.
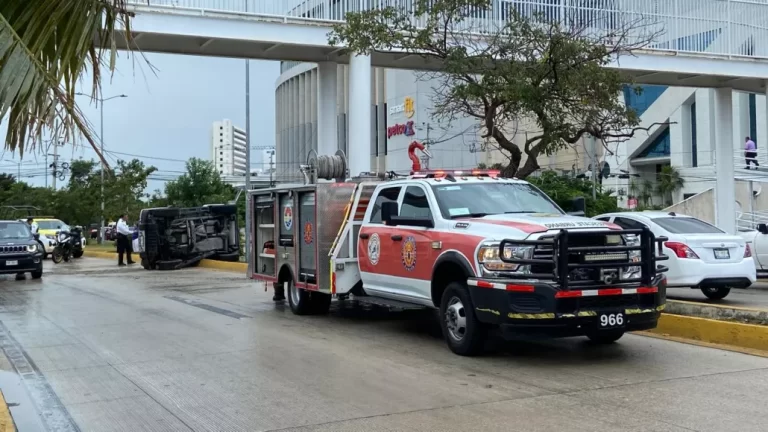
<box><xmin>432</xmin><ymin>182</ymin><xmax>563</xmax><ymax>219</ymax></box>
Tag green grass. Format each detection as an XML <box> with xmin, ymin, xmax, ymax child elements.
<box><xmin>88</xmin><ymin>241</ymin><xmax>116</xmax><ymax>252</ymax></box>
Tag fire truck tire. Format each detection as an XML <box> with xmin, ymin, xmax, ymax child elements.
<box><xmin>310</xmin><ymin>292</ymin><xmax>332</xmax><ymax>314</ymax></box>
<box><xmin>288</xmin><ymin>280</ymin><xmax>313</xmax><ymax>315</ymax></box>
<box><xmin>586</xmin><ymin>330</ymin><xmax>625</xmax><ymax>344</ymax></box>
<box><xmin>440</xmin><ymin>282</ymin><xmax>487</xmax><ymax>356</ymax></box>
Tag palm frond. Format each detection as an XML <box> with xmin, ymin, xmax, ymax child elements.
<box><xmin>0</xmin><ymin>0</ymin><xmax>136</xmax><ymax>170</ymax></box>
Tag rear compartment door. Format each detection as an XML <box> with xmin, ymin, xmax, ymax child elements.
<box><xmin>298</xmin><ymin>192</ymin><xmax>317</xmax><ymax>285</ymax></box>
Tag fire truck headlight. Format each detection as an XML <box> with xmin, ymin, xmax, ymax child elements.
<box><xmin>477</xmin><ymin>243</ymin><xmax>533</xmax><ymax>272</ymax></box>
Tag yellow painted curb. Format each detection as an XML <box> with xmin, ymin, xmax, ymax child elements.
<box><xmin>0</xmin><ymin>390</ymin><xmax>15</xmax><ymax>432</ymax></box>
<box><xmin>647</xmin><ymin>313</ymin><xmax>768</xmax><ymax>352</ymax></box>
<box><xmin>198</xmin><ymin>260</ymin><xmax>247</xmax><ymax>272</ymax></box>
<box><xmin>83</xmin><ymin>249</ymin><xmax>246</xmax><ymax>272</ymax></box>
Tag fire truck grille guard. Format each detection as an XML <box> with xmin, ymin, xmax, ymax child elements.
<box><xmin>498</xmin><ymin>228</ymin><xmax>669</xmax><ymax>290</ymax></box>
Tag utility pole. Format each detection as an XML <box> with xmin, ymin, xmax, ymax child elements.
<box><xmin>52</xmin><ymin>139</ymin><xmax>58</xmax><ymax>190</ymax></box>
<box><xmin>590</xmin><ymin>135</ymin><xmax>597</xmax><ymax>200</ymax></box>
<box><xmin>422</xmin><ymin>123</ymin><xmax>432</xmax><ymax>169</ymax></box>
<box><xmin>243</xmin><ymin>0</ymin><xmax>253</xmax><ymax>267</ymax></box>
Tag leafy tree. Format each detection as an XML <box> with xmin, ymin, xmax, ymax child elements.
<box><xmin>164</xmin><ymin>158</ymin><xmax>235</xmax><ymax>207</ymax></box>
<box><xmin>330</xmin><ymin>0</ymin><xmax>666</xmax><ymax>178</ymax></box>
<box><xmin>527</xmin><ymin>170</ymin><xmax>618</xmax><ymax>217</ymax></box>
<box><xmin>0</xmin><ymin>0</ymin><xmax>137</xmax><ymax>165</ymax></box>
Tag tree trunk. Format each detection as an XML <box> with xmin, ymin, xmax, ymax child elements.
<box><xmin>516</xmin><ymin>156</ymin><xmax>540</xmax><ymax>179</ymax></box>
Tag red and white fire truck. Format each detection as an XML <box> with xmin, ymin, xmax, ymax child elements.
<box><xmin>247</xmin><ymin>168</ymin><xmax>668</xmax><ymax>356</ymax></box>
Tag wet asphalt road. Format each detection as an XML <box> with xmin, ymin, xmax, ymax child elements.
<box><xmin>0</xmin><ymin>258</ymin><xmax>767</xmax><ymax>431</ymax></box>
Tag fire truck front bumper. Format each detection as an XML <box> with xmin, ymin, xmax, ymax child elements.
<box><xmin>466</xmin><ymin>276</ymin><xmax>666</xmax><ymax>339</ymax></box>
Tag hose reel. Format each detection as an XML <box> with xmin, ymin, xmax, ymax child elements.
<box><xmin>305</xmin><ymin>149</ymin><xmax>348</xmax><ymax>183</ymax></box>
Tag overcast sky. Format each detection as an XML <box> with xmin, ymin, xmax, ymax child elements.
<box><xmin>0</xmin><ymin>53</ymin><xmax>280</xmax><ymax>193</ymax></box>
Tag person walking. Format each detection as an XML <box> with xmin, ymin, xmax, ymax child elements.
<box><xmin>116</xmin><ymin>214</ymin><xmax>135</xmax><ymax>266</ymax></box>
<box><xmin>745</xmin><ymin>136</ymin><xmax>759</xmax><ymax>169</ymax></box>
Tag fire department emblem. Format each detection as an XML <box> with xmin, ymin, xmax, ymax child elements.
<box><xmin>401</xmin><ymin>236</ymin><xmax>417</xmax><ymax>271</ymax></box>
<box><xmin>283</xmin><ymin>206</ymin><xmax>293</xmax><ymax>230</ymax></box>
<box><xmin>303</xmin><ymin>221</ymin><xmax>313</xmax><ymax>244</ymax></box>
<box><xmin>368</xmin><ymin>233</ymin><xmax>380</xmax><ymax>265</ymax></box>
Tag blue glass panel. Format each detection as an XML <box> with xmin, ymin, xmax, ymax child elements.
<box><xmin>638</xmin><ymin>128</ymin><xmax>671</xmax><ymax>158</ymax></box>
<box><xmin>691</xmin><ymin>103</ymin><xmax>697</xmax><ymax>167</ymax></box>
<box><xmin>749</xmin><ymin>93</ymin><xmax>757</xmax><ymax>148</ymax></box>
<box><xmin>623</xmin><ymin>85</ymin><xmax>668</xmax><ymax>117</ymax></box>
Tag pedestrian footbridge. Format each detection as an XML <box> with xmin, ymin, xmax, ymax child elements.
<box><xmin>116</xmin><ymin>0</ymin><xmax>768</xmax><ymax>234</ymax></box>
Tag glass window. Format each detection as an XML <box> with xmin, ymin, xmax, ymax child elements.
<box><xmin>653</xmin><ymin>217</ymin><xmax>724</xmax><ymax>234</ymax></box>
<box><xmin>0</xmin><ymin>222</ymin><xmax>31</xmax><ymax>239</ymax></box>
<box><xmin>400</xmin><ymin>186</ymin><xmax>432</xmax><ymax>220</ymax></box>
<box><xmin>613</xmin><ymin>217</ymin><xmax>647</xmax><ymax>230</ymax></box>
<box><xmin>595</xmin><ymin>217</ymin><xmax>611</xmax><ymax>222</ymax></box>
<box><xmin>431</xmin><ymin>182</ymin><xmax>562</xmax><ymax>219</ymax></box>
<box><xmin>370</xmin><ymin>187</ymin><xmax>401</xmax><ymax>224</ymax></box>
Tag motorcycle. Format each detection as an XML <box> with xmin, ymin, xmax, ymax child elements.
<box><xmin>52</xmin><ymin>226</ymin><xmax>83</xmax><ymax>264</ymax></box>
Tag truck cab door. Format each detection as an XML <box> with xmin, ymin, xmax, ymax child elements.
<box><xmin>388</xmin><ymin>185</ymin><xmax>437</xmax><ymax>302</ymax></box>
<box><xmin>358</xmin><ymin>186</ymin><xmax>402</xmax><ymax>295</ymax></box>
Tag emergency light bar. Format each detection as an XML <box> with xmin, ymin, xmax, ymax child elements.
<box><xmin>410</xmin><ymin>169</ymin><xmax>501</xmax><ymax>178</ymax></box>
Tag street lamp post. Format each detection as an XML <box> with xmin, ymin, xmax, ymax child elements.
<box><xmin>75</xmin><ymin>92</ymin><xmax>127</xmax><ymax>243</ymax></box>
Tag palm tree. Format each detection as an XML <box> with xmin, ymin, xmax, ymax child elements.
<box><xmin>0</xmin><ymin>0</ymin><xmax>136</xmax><ymax>169</ymax></box>
<box><xmin>656</xmin><ymin>165</ymin><xmax>686</xmax><ymax>206</ymax></box>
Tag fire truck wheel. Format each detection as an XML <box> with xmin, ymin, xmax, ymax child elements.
<box><xmin>310</xmin><ymin>292</ymin><xmax>332</xmax><ymax>314</ymax></box>
<box><xmin>440</xmin><ymin>282</ymin><xmax>487</xmax><ymax>356</ymax></box>
<box><xmin>587</xmin><ymin>330</ymin><xmax>625</xmax><ymax>344</ymax></box>
<box><xmin>288</xmin><ymin>280</ymin><xmax>313</xmax><ymax>315</ymax></box>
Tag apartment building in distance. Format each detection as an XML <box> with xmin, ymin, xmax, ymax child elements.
<box><xmin>211</xmin><ymin>119</ymin><xmax>247</xmax><ymax>177</ymax></box>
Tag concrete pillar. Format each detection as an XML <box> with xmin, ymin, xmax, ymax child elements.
<box><xmin>376</xmin><ymin>68</ymin><xmax>386</xmax><ymax>173</ymax></box>
<box><xmin>317</xmin><ymin>62</ymin><xmax>338</xmax><ymax>156</ymax></box>
<box><xmin>348</xmin><ymin>54</ymin><xmax>373</xmax><ymax>175</ymax></box>
<box><xmin>714</xmin><ymin>88</ymin><xmax>736</xmax><ymax>234</ymax></box>
<box><xmin>695</xmin><ymin>89</ymin><xmax>716</xmax><ymax>166</ymax></box>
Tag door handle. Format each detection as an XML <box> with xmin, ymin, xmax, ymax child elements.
<box><xmin>359</xmin><ymin>233</ymin><xmax>370</xmax><ymax>239</ymax></box>
<box><xmin>391</xmin><ymin>235</ymin><xmax>403</xmax><ymax>241</ymax></box>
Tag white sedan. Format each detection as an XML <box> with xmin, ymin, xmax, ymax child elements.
<box><xmin>593</xmin><ymin>211</ymin><xmax>756</xmax><ymax>300</ymax></box>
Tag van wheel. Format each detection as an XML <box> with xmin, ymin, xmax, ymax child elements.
<box><xmin>701</xmin><ymin>286</ymin><xmax>730</xmax><ymax>300</ymax></box>
<box><xmin>287</xmin><ymin>279</ymin><xmax>313</xmax><ymax>315</ymax></box>
<box><xmin>310</xmin><ymin>292</ymin><xmax>332</xmax><ymax>314</ymax></box>
<box><xmin>440</xmin><ymin>282</ymin><xmax>488</xmax><ymax>356</ymax></box>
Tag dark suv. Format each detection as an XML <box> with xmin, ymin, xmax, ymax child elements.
<box><xmin>0</xmin><ymin>220</ymin><xmax>43</xmax><ymax>279</ymax></box>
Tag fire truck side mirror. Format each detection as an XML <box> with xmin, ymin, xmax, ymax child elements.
<box><xmin>381</xmin><ymin>201</ymin><xmax>398</xmax><ymax>224</ymax></box>
<box><xmin>568</xmin><ymin>197</ymin><xmax>586</xmax><ymax>216</ymax></box>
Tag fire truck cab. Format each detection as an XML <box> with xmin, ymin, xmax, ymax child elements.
<box><xmin>247</xmin><ymin>170</ymin><xmax>668</xmax><ymax>356</ymax></box>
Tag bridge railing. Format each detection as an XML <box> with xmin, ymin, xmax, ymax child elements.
<box><xmin>127</xmin><ymin>0</ymin><xmax>768</xmax><ymax>59</ymax></box>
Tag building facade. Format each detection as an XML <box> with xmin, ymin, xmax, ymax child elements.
<box><xmin>604</xmin><ymin>87</ymin><xmax>768</xmax><ymax>209</ymax></box>
<box><xmin>211</xmin><ymin>119</ymin><xmax>248</xmax><ymax>177</ymax></box>
<box><xmin>274</xmin><ymin>63</ymin><xmax>593</xmax><ymax>181</ymax></box>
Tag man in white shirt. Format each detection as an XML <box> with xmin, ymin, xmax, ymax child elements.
<box><xmin>26</xmin><ymin>217</ymin><xmax>38</xmax><ymax>234</ymax></box>
<box><xmin>116</xmin><ymin>214</ymin><xmax>135</xmax><ymax>266</ymax></box>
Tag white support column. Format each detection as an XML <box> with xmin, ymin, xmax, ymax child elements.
<box><xmin>348</xmin><ymin>53</ymin><xmax>373</xmax><ymax>175</ymax></box>
<box><xmin>714</xmin><ymin>88</ymin><xmax>736</xmax><ymax>234</ymax></box>
<box><xmin>317</xmin><ymin>62</ymin><xmax>338</xmax><ymax>156</ymax></box>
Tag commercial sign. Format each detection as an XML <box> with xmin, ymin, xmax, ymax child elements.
<box><xmin>389</xmin><ymin>96</ymin><xmax>415</xmax><ymax>118</ymax></box>
<box><xmin>387</xmin><ymin>121</ymin><xmax>415</xmax><ymax>139</ymax></box>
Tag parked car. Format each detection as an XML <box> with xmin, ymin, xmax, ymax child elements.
<box><xmin>737</xmin><ymin>224</ymin><xmax>768</xmax><ymax>279</ymax></box>
<box><xmin>594</xmin><ymin>211</ymin><xmax>755</xmax><ymax>300</ymax></box>
<box><xmin>0</xmin><ymin>220</ymin><xmax>43</xmax><ymax>279</ymax></box>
